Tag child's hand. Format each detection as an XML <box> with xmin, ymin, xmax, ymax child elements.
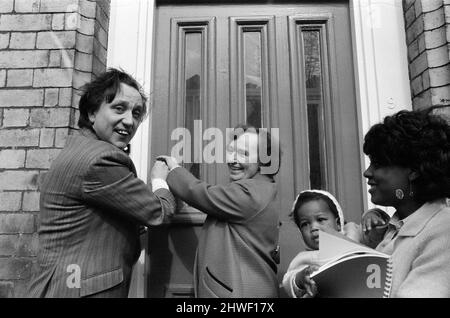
<box><xmin>362</xmin><ymin>208</ymin><xmax>389</xmax><ymax>233</ymax></box>
<box><xmin>295</xmin><ymin>265</ymin><xmax>319</xmax><ymax>297</ymax></box>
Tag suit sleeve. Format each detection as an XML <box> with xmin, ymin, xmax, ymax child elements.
<box><xmin>81</xmin><ymin>150</ymin><xmax>176</xmax><ymax>226</ymax></box>
<box><xmin>395</xmin><ymin>226</ymin><xmax>450</xmax><ymax>297</ymax></box>
<box><xmin>166</xmin><ymin>166</ymin><xmax>267</xmax><ymax>222</ymax></box>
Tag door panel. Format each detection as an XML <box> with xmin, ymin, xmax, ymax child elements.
<box><xmin>148</xmin><ymin>1</ymin><xmax>362</xmax><ymax>297</ymax></box>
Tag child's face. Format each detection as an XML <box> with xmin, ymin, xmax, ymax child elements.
<box><xmin>296</xmin><ymin>199</ymin><xmax>340</xmax><ymax>250</ymax></box>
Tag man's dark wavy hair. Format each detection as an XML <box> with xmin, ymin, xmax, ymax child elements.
<box><xmin>78</xmin><ymin>68</ymin><xmax>147</xmax><ymax>129</ymax></box>
<box><xmin>363</xmin><ymin>109</ymin><xmax>450</xmax><ymax>203</ymax></box>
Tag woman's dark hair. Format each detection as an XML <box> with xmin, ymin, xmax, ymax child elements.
<box><xmin>77</xmin><ymin>68</ymin><xmax>147</xmax><ymax>129</ymax></box>
<box><xmin>291</xmin><ymin>191</ymin><xmax>341</xmax><ymax>228</ymax></box>
<box><xmin>230</xmin><ymin>124</ymin><xmax>282</xmax><ymax>178</ymax></box>
<box><xmin>363</xmin><ymin>109</ymin><xmax>450</xmax><ymax>203</ymax></box>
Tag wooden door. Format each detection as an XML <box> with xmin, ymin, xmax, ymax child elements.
<box><xmin>147</xmin><ymin>0</ymin><xmax>363</xmax><ymax>297</ymax></box>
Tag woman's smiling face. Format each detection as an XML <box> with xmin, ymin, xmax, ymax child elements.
<box><xmin>226</xmin><ymin>132</ymin><xmax>260</xmax><ymax>181</ymax></box>
<box><xmin>363</xmin><ymin>161</ymin><xmax>411</xmax><ymax>207</ymax></box>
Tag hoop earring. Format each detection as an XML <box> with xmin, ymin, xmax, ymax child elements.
<box><xmin>409</xmin><ymin>180</ymin><xmax>414</xmax><ymax>197</ymax></box>
<box><xmin>395</xmin><ymin>189</ymin><xmax>404</xmax><ymax>200</ymax></box>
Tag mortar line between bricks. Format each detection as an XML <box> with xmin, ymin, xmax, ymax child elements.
<box><xmin>424</xmin><ymin>83</ymin><xmax>450</xmax><ymax>89</ymax></box>
<box><xmin>3</xmin><ymin>29</ymin><xmax>101</xmax><ymax>40</ymax></box>
<box><xmin>411</xmin><ymin>85</ymin><xmax>450</xmax><ymax>98</ymax></box>
<box><xmin>426</xmin><ymin>61</ymin><xmax>450</xmax><ymax>69</ymax></box>
<box><xmin>409</xmin><ymin>59</ymin><xmax>450</xmax><ymax>73</ymax></box>
<box><xmin>418</xmin><ymin>4</ymin><xmax>445</xmax><ymax>15</ymax></box>
<box><xmin>421</xmin><ymin>22</ymin><xmax>448</xmax><ymax>33</ymax></box>
<box><xmin>93</xmin><ymin>23</ymin><xmax>108</xmax><ymax>34</ymax></box>
<box><xmin>2</xmin><ymin>65</ymin><xmax>101</xmax><ymax>72</ymax></box>
<box><xmin>403</xmin><ymin>2</ymin><xmax>414</xmax><ymax>11</ymax></box>
<box><xmin>2</xmin><ymin>67</ymin><xmax>78</xmax><ymax>71</ymax></box>
<box><xmin>408</xmin><ymin>48</ymin><xmax>450</xmax><ymax>67</ymax></box>
<box><xmin>406</xmin><ymin>16</ymin><xmax>447</xmax><ymax>34</ymax></box>
<box><xmin>3</xmin><ymin>12</ymin><xmax>77</xmax><ymax>16</ymax></box>
<box><xmin>405</xmin><ymin>15</ymin><xmax>420</xmax><ymax>30</ymax></box>
<box><xmin>421</xmin><ymin>41</ymin><xmax>450</xmax><ymax>52</ymax></box>
<box><xmin>1</xmin><ymin>14</ymin><xmax>100</xmax><ymax>24</ymax></box>
<box><xmin>2</xmin><ymin>49</ymin><xmax>101</xmax><ymax>59</ymax></box>
<box><xmin>409</xmin><ymin>62</ymin><xmax>450</xmax><ymax>81</ymax></box>
<box><xmin>75</xmin><ymin>29</ymin><xmax>96</xmax><ymax>37</ymax></box>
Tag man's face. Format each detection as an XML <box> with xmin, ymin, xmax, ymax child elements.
<box><xmin>226</xmin><ymin>132</ymin><xmax>260</xmax><ymax>181</ymax></box>
<box><xmin>89</xmin><ymin>83</ymin><xmax>144</xmax><ymax>149</ymax></box>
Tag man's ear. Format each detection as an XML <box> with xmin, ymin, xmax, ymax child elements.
<box><xmin>88</xmin><ymin>111</ymin><xmax>96</xmax><ymax>124</ymax></box>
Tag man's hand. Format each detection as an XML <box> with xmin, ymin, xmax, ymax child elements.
<box><xmin>156</xmin><ymin>155</ymin><xmax>180</xmax><ymax>171</ymax></box>
<box><xmin>295</xmin><ymin>265</ymin><xmax>319</xmax><ymax>297</ymax></box>
<box><xmin>151</xmin><ymin>160</ymin><xmax>169</xmax><ymax>180</ymax></box>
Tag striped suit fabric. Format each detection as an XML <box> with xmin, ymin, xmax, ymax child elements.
<box><xmin>25</xmin><ymin>128</ymin><xmax>176</xmax><ymax>297</ymax></box>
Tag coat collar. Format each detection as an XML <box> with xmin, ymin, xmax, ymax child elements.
<box><xmin>251</xmin><ymin>172</ymin><xmax>275</xmax><ymax>184</ymax></box>
<box><xmin>78</xmin><ymin>127</ymin><xmax>100</xmax><ymax>141</ymax></box>
<box><xmin>76</xmin><ymin>127</ymin><xmax>130</xmax><ymax>153</ymax></box>
<box><xmin>395</xmin><ymin>199</ymin><xmax>447</xmax><ymax>237</ymax></box>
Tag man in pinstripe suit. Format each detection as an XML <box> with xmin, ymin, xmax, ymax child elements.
<box><xmin>25</xmin><ymin>69</ymin><xmax>176</xmax><ymax>297</ymax></box>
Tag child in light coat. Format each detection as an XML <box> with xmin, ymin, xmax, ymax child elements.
<box><xmin>282</xmin><ymin>190</ymin><xmax>389</xmax><ymax>298</ymax></box>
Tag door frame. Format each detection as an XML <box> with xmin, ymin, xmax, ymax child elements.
<box><xmin>107</xmin><ymin>0</ymin><xmax>412</xmax><ymax>297</ymax></box>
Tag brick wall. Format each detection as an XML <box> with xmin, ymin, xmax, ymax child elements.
<box><xmin>0</xmin><ymin>0</ymin><xmax>110</xmax><ymax>298</ymax></box>
<box><xmin>403</xmin><ymin>0</ymin><xmax>450</xmax><ymax>120</ymax></box>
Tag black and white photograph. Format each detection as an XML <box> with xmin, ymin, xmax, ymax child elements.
<box><xmin>0</xmin><ymin>0</ymin><xmax>449</xmax><ymax>305</ymax></box>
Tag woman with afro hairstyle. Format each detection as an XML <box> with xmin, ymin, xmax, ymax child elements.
<box><xmin>363</xmin><ymin>108</ymin><xmax>450</xmax><ymax>297</ymax></box>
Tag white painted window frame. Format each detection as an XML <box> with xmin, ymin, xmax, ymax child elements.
<box><xmin>107</xmin><ymin>0</ymin><xmax>156</xmax><ymax>298</ymax></box>
<box><xmin>349</xmin><ymin>0</ymin><xmax>412</xmax><ymax>212</ymax></box>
